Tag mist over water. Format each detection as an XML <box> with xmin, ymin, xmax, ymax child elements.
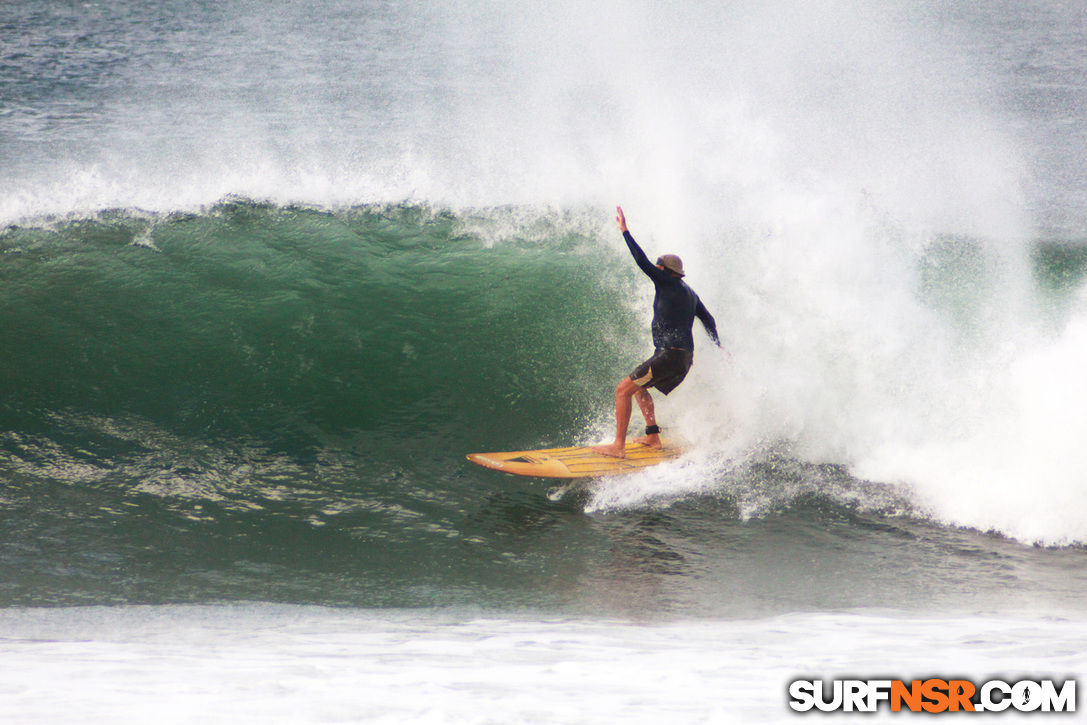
<box><xmin>0</xmin><ymin>2</ymin><xmax>1028</xmax><ymax>217</ymax></box>
<box><xmin>3</xmin><ymin>0</ymin><xmax>1087</xmax><ymax>551</ymax></box>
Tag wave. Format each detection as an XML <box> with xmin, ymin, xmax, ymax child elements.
<box><xmin>2</xmin><ymin>201</ymin><xmax>1087</xmax><ymax>551</ymax></box>
<box><xmin>4</xmin><ymin>0</ymin><xmax>1087</xmax><ymax>548</ymax></box>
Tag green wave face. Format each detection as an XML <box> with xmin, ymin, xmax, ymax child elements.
<box><xmin>3</xmin><ymin>201</ymin><xmax>1087</xmax><ymax>612</ymax></box>
<box><xmin>0</xmin><ymin>201</ymin><xmax>658</xmax><ymax>607</ymax></box>
<box><xmin>1</xmin><ymin>202</ymin><xmax>640</xmax><ymax>450</ymax></box>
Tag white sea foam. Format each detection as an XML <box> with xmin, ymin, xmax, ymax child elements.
<box><xmin>0</xmin><ymin>605</ymin><xmax>1083</xmax><ymax>724</ymax></box>
<box><xmin>466</xmin><ymin>1</ymin><xmax>1086</xmax><ymax>546</ymax></box>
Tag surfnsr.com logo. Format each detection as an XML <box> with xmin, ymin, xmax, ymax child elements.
<box><xmin>788</xmin><ymin>678</ymin><xmax>1077</xmax><ymax>713</ymax></box>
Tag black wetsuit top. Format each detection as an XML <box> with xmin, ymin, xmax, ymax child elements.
<box><xmin>624</xmin><ymin>231</ymin><xmax>720</xmax><ymax>351</ymax></box>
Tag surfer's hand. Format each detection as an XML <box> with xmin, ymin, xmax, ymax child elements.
<box><xmin>616</xmin><ymin>206</ymin><xmax>628</xmax><ymax>233</ymax></box>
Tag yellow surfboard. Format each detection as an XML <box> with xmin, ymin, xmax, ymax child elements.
<box><xmin>466</xmin><ymin>441</ymin><xmax>682</xmax><ymax>478</ymax></box>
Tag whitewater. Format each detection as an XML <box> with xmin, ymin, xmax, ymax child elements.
<box><xmin>2</xmin><ymin>0</ymin><xmax>1086</xmax><ymax>722</ymax></box>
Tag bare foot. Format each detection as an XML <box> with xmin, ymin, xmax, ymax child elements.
<box><xmin>632</xmin><ymin>434</ymin><xmax>662</xmax><ymax>449</ymax></box>
<box><xmin>591</xmin><ymin>443</ymin><xmax>627</xmax><ymax>459</ymax></box>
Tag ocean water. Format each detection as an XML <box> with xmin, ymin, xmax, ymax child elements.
<box><xmin>2</xmin><ymin>0</ymin><xmax>1087</xmax><ymax>722</ymax></box>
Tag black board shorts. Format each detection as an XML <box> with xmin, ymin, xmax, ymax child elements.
<box><xmin>629</xmin><ymin>347</ymin><xmax>694</xmax><ymax>395</ymax></box>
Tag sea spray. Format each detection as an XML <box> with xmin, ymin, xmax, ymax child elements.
<box><xmin>437</xmin><ymin>1</ymin><xmax>1084</xmax><ymax>544</ymax></box>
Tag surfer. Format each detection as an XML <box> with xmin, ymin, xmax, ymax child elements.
<box><xmin>593</xmin><ymin>206</ymin><xmax>720</xmax><ymax>459</ymax></box>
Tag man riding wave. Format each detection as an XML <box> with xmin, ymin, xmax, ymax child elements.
<box><xmin>593</xmin><ymin>206</ymin><xmax>721</xmax><ymax>458</ymax></box>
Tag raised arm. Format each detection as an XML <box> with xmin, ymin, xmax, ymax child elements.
<box><xmin>617</xmin><ymin>206</ymin><xmax>667</xmax><ymax>280</ymax></box>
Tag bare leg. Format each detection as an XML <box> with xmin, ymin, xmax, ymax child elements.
<box><xmin>592</xmin><ymin>377</ymin><xmax>640</xmax><ymax>458</ymax></box>
<box><xmin>631</xmin><ymin>388</ymin><xmax>662</xmax><ymax>448</ymax></box>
